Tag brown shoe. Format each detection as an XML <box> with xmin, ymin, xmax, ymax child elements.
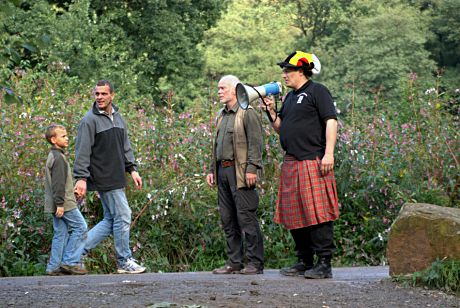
<box><xmin>46</xmin><ymin>268</ymin><xmax>65</xmax><ymax>276</ymax></box>
<box><xmin>240</xmin><ymin>264</ymin><xmax>263</xmax><ymax>275</ymax></box>
<box><xmin>212</xmin><ymin>265</ymin><xmax>241</xmax><ymax>274</ymax></box>
<box><xmin>60</xmin><ymin>264</ymin><xmax>88</xmax><ymax>275</ymax></box>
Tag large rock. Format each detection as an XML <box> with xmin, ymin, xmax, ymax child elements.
<box><xmin>387</xmin><ymin>203</ymin><xmax>460</xmax><ymax>276</ymax></box>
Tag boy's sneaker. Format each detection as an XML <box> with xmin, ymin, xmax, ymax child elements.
<box><xmin>60</xmin><ymin>264</ymin><xmax>88</xmax><ymax>275</ymax></box>
<box><xmin>46</xmin><ymin>268</ymin><xmax>65</xmax><ymax>276</ymax></box>
<box><xmin>117</xmin><ymin>258</ymin><xmax>146</xmax><ymax>274</ymax></box>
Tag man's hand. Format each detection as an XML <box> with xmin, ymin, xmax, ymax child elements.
<box><xmin>260</xmin><ymin>96</ymin><xmax>282</xmax><ymax>132</ymax></box>
<box><xmin>74</xmin><ymin>180</ymin><xmax>87</xmax><ymax>201</ymax></box>
<box><xmin>131</xmin><ymin>171</ymin><xmax>142</xmax><ymax>190</ymax></box>
<box><xmin>246</xmin><ymin>172</ymin><xmax>257</xmax><ymax>187</ymax></box>
<box><xmin>260</xmin><ymin>96</ymin><xmax>276</xmax><ymax>112</ymax></box>
<box><xmin>55</xmin><ymin>206</ymin><xmax>64</xmax><ymax>218</ymax></box>
<box><xmin>320</xmin><ymin>153</ymin><xmax>335</xmax><ymax>176</ymax></box>
<box><xmin>206</xmin><ymin>173</ymin><xmax>215</xmax><ymax>187</ymax></box>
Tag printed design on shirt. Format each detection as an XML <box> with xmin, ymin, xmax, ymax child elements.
<box><xmin>296</xmin><ymin>93</ymin><xmax>308</xmax><ymax>104</ymax></box>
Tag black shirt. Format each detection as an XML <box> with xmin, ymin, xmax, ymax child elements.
<box><xmin>278</xmin><ymin>80</ymin><xmax>337</xmax><ymax>160</ymax></box>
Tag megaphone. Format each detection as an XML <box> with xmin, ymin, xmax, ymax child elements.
<box><xmin>236</xmin><ymin>81</ymin><xmax>282</xmax><ymax>110</ymax></box>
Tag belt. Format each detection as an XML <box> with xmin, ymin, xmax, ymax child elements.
<box><xmin>284</xmin><ymin>154</ymin><xmax>298</xmax><ymax>161</ymax></box>
<box><xmin>220</xmin><ymin>160</ymin><xmax>235</xmax><ymax>168</ymax></box>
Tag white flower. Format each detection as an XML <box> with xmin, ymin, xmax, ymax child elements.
<box><xmin>425</xmin><ymin>88</ymin><xmax>436</xmax><ymax>95</ymax></box>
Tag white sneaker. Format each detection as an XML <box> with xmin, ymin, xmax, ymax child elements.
<box><xmin>117</xmin><ymin>258</ymin><xmax>146</xmax><ymax>274</ymax></box>
<box><xmin>79</xmin><ymin>255</ymin><xmax>87</xmax><ymax>271</ymax></box>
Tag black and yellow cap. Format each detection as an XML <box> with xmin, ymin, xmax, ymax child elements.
<box><xmin>277</xmin><ymin>51</ymin><xmax>321</xmax><ymax>75</ymax></box>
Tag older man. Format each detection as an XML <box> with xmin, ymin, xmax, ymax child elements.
<box><xmin>206</xmin><ymin>75</ymin><xmax>264</xmax><ymax>275</ymax></box>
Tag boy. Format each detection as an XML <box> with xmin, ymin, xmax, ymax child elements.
<box><xmin>44</xmin><ymin>124</ymin><xmax>88</xmax><ymax>275</ymax></box>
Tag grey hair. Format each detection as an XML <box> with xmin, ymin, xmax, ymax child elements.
<box><xmin>219</xmin><ymin>75</ymin><xmax>240</xmax><ymax>87</ymax></box>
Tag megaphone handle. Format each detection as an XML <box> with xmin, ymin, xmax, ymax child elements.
<box><xmin>265</xmin><ymin>106</ymin><xmax>277</xmax><ymax>123</ymax></box>
<box><xmin>262</xmin><ymin>96</ymin><xmax>277</xmax><ymax>123</ymax></box>
<box><xmin>251</xmin><ymin>85</ymin><xmax>277</xmax><ymax>123</ymax></box>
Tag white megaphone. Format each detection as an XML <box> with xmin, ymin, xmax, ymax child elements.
<box><xmin>236</xmin><ymin>81</ymin><xmax>282</xmax><ymax>110</ymax></box>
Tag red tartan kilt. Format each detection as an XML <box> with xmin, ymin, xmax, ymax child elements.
<box><xmin>274</xmin><ymin>158</ymin><xmax>340</xmax><ymax>229</ymax></box>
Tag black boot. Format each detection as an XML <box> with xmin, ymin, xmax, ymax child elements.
<box><xmin>303</xmin><ymin>256</ymin><xmax>332</xmax><ymax>279</ymax></box>
<box><xmin>280</xmin><ymin>255</ymin><xmax>314</xmax><ymax>276</ymax></box>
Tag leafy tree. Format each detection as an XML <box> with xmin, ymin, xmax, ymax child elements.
<box><xmin>336</xmin><ymin>3</ymin><xmax>436</xmax><ymax>101</ymax></box>
<box><xmin>201</xmin><ymin>0</ymin><xmax>299</xmax><ymax>86</ymax></box>
<box><xmin>88</xmin><ymin>0</ymin><xmax>225</xmax><ymax>104</ymax></box>
<box><xmin>272</xmin><ymin>0</ymin><xmax>439</xmax><ymax>103</ymax></box>
<box><xmin>0</xmin><ymin>1</ymin><xmax>52</xmax><ymax>104</ymax></box>
<box><xmin>421</xmin><ymin>0</ymin><xmax>460</xmax><ymax>88</ymax></box>
<box><xmin>284</xmin><ymin>0</ymin><xmax>352</xmax><ymax>48</ymax></box>
<box><xmin>1</xmin><ymin>0</ymin><xmax>226</xmax><ymax>104</ymax></box>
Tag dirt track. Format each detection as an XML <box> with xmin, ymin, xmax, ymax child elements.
<box><xmin>1</xmin><ymin>266</ymin><xmax>458</xmax><ymax>307</ymax></box>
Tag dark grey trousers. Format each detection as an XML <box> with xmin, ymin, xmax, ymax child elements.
<box><xmin>217</xmin><ymin>165</ymin><xmax>264</xmax><ymax>269</ymax></box>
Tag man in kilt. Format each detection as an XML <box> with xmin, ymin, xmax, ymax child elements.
<box><xmin>264</xmin><ymin>51</ymin><xmax>339</xmax><ymax>279</ymax></box>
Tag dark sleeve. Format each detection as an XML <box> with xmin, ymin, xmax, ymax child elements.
<box><xmin>74</xmin><ymin>119</ymin><xmax>94</xmax><ymax>180</ymax></box>
<box><xmin>51</xmin><ymin>152</ymin><xmax>67</xmax><ymax>206</ymax></box>
<box><xmin>314</xmin><ymin>84</ymin><xmax>337</xmax><ymax>121</ymax></box>
<box><xmin>122</xmin><ymin>118</ymin><xmax>137</xmax><ymax>173</ymax></box>
<box><xmin>243</xmin><ymin>108</ymin><xmax>263</xmax><ymax>173</ymax></box>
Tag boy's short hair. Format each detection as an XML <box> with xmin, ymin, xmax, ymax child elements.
<box><xmin>45</xmin><ymin>124</ymin><xmax>66</xmax><ymax>145</ymax></box>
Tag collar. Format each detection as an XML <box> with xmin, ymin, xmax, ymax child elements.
<box><xmin>223</xmin><ymin>103</ymin><xmax>239</xmax><ymax>114</ymax></box>
<box><xmin>51</xmin><ymin>146</ymin><xmax>65</xmax><ymax>154</ymax></box>
<box><xmin>293</xmin><ymin>80</ymin><xmax>312</xmax><ymax>95</ymax></box>
<box><xmin>92</xmin><ymin>102</ymin><xmax>119</xmax><ymax>116</ymax></box>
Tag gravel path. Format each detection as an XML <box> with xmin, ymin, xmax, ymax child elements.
<box><xmin>1</xmin><ymin>266</ymin><xmax>458</xmax><ymax>307</ymax></box>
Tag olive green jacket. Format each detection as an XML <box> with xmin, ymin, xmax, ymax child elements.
<box><xmin>211</xmin><ymin>105</ymin><xmax>263</xmax><ymax>189</ymax></box>
<box><xmin>44</xmin><ymin>148</ymin><xmax>77</xmax><ymax>213</ymax></box>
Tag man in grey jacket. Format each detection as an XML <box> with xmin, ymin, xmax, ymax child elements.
<box><xmin>74</xmin><ymin>80</ymin><xmax>145</xmax><ymax>274</ymax></box>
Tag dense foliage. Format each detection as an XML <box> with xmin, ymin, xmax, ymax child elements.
<box><xmin>0</xmin><ymin>0</ymin><xmax>459</xmax><ymax>277</ymax></box>
<box><xmin>0</xmin><ymin>0</ymin><xmax>225</xmax><ymax>104</ymax></box>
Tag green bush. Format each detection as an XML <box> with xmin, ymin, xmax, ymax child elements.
<box><xmin>409</xmin><ymin>258</ymin><xmax>460</xmax><ymax>295</ymax></box>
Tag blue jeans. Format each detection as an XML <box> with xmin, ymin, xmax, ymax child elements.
<box><xmin>83</xmin><ymin>189</ymin><xmax>132</xmax><ymax>266</ymax></box>
<box><xmin>47</xmin><ymin>208</ymin><xmax>87</xmax><ymax>272</ymax></box>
